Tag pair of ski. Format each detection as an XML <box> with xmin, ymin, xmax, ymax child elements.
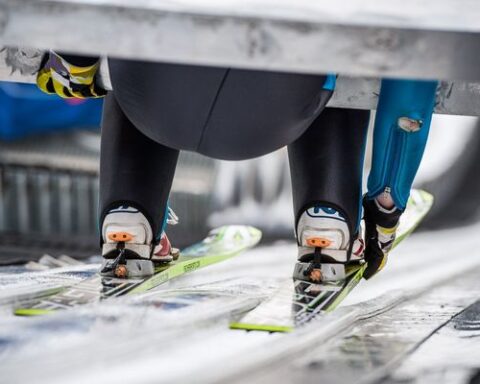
<box><xmin>14</xmin><ymin>225</ymin><xmax>262</xmax><ymax>315</ymax></box>
<box><xmin>14</xmin><ymin>189</ymin><xmax>433</xmax><ymax>334</ymax></box>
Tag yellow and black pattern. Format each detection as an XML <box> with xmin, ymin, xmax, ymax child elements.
<box><xmin>36</xmin><ymin>51</ymin><xmax>107</xmax><ymax>99</ymax></box>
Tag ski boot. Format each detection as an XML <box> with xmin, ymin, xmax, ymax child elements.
<box><xmin>294</xmin><ymin>205</ymin><xmax>364</xmax><ymax>283</ymax></box>
<box><xmin>362</xmin><ymin>193</ymin><xmax>402</xmax><ymax>279</ymax></box>
<box><xmin>100</xmin><ymin>206</ymin><xmax>179</xmax><ymax>278</ymax></box>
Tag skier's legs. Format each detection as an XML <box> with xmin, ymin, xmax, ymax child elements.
<box><xmin>100</xmin><ymin>62</ymin><xmax>335</xmax><ymax>277</ymax></box>
<box><xmin>288</xmin><ymin>108</ymin><xmax>370</xmax><ymax>279</ymax></box>
<box><xmin>100</xmin><ymin>92</ymin><xmax>179</xmax><ymax>245</ymax></box>
<box><xmin>363</xmin><ymin>79</ymin><xmax>437</xmax><ymax>279</ymax></box>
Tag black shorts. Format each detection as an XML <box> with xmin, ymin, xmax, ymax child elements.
<box><xmin>108</xmin><ymin>60</ymin><xmax>332</xmax><ymax>160</ymax></box>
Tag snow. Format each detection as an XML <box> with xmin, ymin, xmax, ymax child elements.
<box><xmin>1</xmin><ymin>222</ymin><xmax>480</xmax><ymax>382</ymax></box>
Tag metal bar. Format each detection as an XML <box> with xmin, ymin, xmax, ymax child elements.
<box><xmin>331</xmin><ymin>78</ymin><xmax>480</xmax><ymax>117</ymax></box>
<box><xmin>0</xmin><ymin>0</ymin><xmax>479</xmax><ymax>81</ymax></box>
<box><xmin>2</xmin><ymin>47</ymin><xmax>479</xmax><ymax>116</ymax></box>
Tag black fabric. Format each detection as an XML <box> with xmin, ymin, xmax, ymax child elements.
<box><xmin>99</xmin><ymin>93</ymin><xmax>179</xmax><ymax>242</ymax></box>
<box><xmin>288</xmin><ymin>108</ymin><xmax>370</xmax><ymax>238</ymax></box>
<box><xmin>362</xmin><ymin>195</ymin><xmax>402</xmax><ymax>279</ymax></box>
<box><xmin>108</xmin><ymin>60</ymin><xmax>332</xmax><ymax>160</ymax></box>
<box><xmin>100</xmin><ymin>61</ymin><xmax>366</xmax><ymax>245</ymax></box>
<box><xmin>363</xmin><ymin>196</ymin><xmax>403</xmax><ymax>229</ymax></box>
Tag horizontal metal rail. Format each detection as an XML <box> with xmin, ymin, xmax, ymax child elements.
<box><xmin>2</xmin><ymin>47</ymin><xmax>479</xmax><ymax>116</ymax></box>
<box><xmin>0</xmin><ymin>0</ymin><xmax>479</xmax><ymax>81</ymax></box>
<box><xmin>331</xmin><ymin>78</ymin><xmax>480</xmax><ymax>116</ymax></box>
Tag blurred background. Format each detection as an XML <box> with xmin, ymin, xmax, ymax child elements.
<box><xmin>0</xmin><ymin>81</ymin><xmax>478</xmax><ymax>264</ymax></box>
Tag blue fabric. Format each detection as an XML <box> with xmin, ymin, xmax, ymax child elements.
<box><xmin>322</xmin><ymin>74</ymin><xmax>337</xmax><ymax>91</ymax></box>
<box><xmin>158</xmin><ymin>203</ymin><xmax>170</xmax><ymax>240</ymax></box>
<box><xmin>367</xmin><ymin>79</ymin><xmax>437</xmax><ymax>210</ymax></box>
<box><xmin>0</xmin><ymin>82</ymin><xmax>102</xmax><ymax>140</ymax></box>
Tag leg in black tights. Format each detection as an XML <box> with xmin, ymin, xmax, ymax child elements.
<box><xmin>99</xmin><ymin>93</ymin><xmax>179</xmax><ymax>243</ymax></box>
<box><xmin>288</xmin><ymin>108</ymin><xmax>370</xmax><ymax>242</ymax></box>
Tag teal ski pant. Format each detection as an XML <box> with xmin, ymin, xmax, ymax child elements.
<box><xmin>367</xmin><ymin>79</ymin><xmax>437</xmax><ymax>210</ymax></box>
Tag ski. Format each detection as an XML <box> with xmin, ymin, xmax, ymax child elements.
<box><xmin>14</xmin><ymin>225</ymin><xmax>261</xmax><ymax>316</ymax></box>
<box><xmin>230</xmin><ymin>189</ymin><xmax>433</xmax><ymax>332</ymax></box>
<box><xmin>0</xmin><ymin>263</ymin><xmax>98</xmax><ymax>306</ymax></box>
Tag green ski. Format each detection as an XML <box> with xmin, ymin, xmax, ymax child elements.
<box><xmin>230</xmin><ymin>189</ymin><xmax>433</xmax><ymax>332</ymax></box>
<box><xmin>15</xmin><ymin>225</ymin><xmax>261</xmax><ymax>316</ymax></box>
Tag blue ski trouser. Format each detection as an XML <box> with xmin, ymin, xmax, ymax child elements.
<box><xmin>367</xmin><ymin>79</ymin><xmax>438</xmax><ymax>210</ymax></box>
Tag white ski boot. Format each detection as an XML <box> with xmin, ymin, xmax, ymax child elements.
<box><xmin>294</xmin><ymin>205</ymin><xmax>364</xmax><ymax>282</ymax></box>
<box><xmin>101</xmin><ymin>206</ymin><xmax>179</xmax><ymax>278</ymax></box>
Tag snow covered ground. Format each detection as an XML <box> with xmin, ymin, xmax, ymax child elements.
<box><xmin>0</xmin><ymin>221</ymin><xmax>480</xmax><ymax>383</ymax></box>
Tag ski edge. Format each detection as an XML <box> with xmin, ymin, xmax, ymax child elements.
<box><xmin>15</xmin><ymin>308</ymin><xmax>55</xmax><ymax>316</ymax></box>
<box><xmin>229</xmin><ymin>322</ymin><xmax>293</xmax><ymax>333</ymax></box>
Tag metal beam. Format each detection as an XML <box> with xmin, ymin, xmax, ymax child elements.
<box><xmin>2</xmin><ymin>48</ymin><xmax>479</xmax><ymax>116</ymax></box>
<box><xmin>330</xmin><ymin>78</ymin><xmax>480</xmax><ymax>117</ymax></box>
<box><xmin>0</xmin><ymin>0</ymin><xmax>480</xmax><ymax>81</ymax></box>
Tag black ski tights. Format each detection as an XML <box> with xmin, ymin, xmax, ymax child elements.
<box><xmin>99</xmin><ymin>93</ymin><xmax>179</xmax><ymax>241</ymax></box>
<box><xmin>288</xmin><ymin>108</ymin><xmax>370</xmax><ymax>237</ymax></box>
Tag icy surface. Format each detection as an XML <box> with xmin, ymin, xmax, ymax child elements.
<box><xmin>1</xmin><ymin>225</ymin><xmax>480</xmax><ymax>383</ymax></box>
<box><xmin>0</xmin><ymin>264</ymin><xmax>98</xmax><ymax>306</ymax></box>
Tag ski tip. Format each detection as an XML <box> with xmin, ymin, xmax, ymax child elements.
<box><xmin>229</xmin><ymin>322</ymin><xmax>292</xmax><ymax>333</ymax></box>
<box><xmin>14</xmin><ymin>308</ymin><xmax>55</xmax><ymax>317</ymax></box>
<box><xmin>247</xmin><ymin>226</ymin><xmax>263</xmax><ymax>246</ymax></box>
<box><xmin>211</xmin><ymin>225</ymin><xmax>262</xmax><ymax>242</ymax></box>
<box><xmin>409</xmin><ymin>188</ymin><xmax>434</xmax><ymax>206</ymax></box>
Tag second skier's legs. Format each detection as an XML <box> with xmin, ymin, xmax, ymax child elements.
<box><xmin>288</xmin><ymin>108</ymin><xmax>370</xmax><ymax>281</ymax></box>
<box><xmin>363</xmin><ymin>79</ymin><xmax>437</xmax><ymax>278</ymax></box>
